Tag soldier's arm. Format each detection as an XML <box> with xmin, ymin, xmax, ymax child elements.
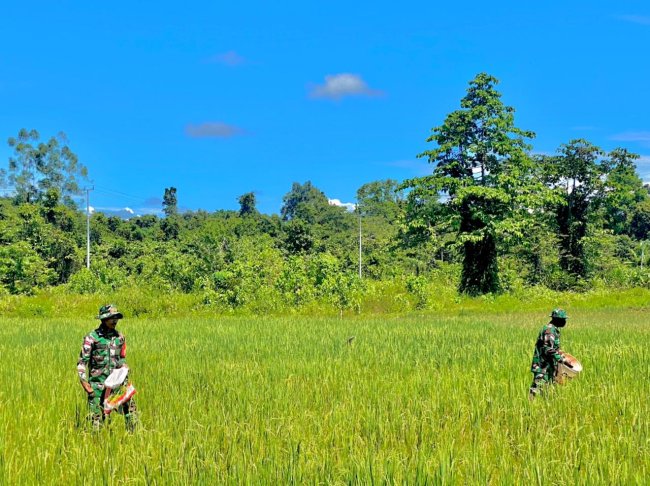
<box><xmin>541</xmin><ymin>330</ymin><xmax>562</xmax><ymax>363</ymax></box>
<box><xmin>77</xmin><ymin>335</ymin><xmax>94</xmax><ymax>393</ymax></box>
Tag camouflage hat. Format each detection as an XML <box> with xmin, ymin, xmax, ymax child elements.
<box><xmin>97</xmin><ymin>304</ymin><xmax>123</xmax><ymax>321</ymax></box>
<box><xmin>550</xmin><ymin>308</ymin><xmax>568</xmax><ymax>319</ymax></box>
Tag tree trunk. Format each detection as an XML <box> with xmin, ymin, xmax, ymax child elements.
<box><xmin>459</xmin><ymin>234</ymin><xmax>499</xmax><ymax>295</ymax></box>
<box><xmin>556</xmin><ymin>199</ymin><xmax>588</xmax><ymax>278</ymax></box>
<box><xmin>458</xmin><ymin>199</ymin><xmax>500</xmax><ymax>295</ymax></box>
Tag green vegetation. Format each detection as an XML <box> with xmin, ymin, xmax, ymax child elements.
<box><xmin>1</xmin><ymin>309</ymin><xmax>648</xmax><ymax>484</ymax></box>
<box><xmin>408</xmin><ymin>73</ymin><xmax>544</xmax><ymax>295</ymax></box>
<box><xmin>2</xmin><ymin>73</ymin><xmax>650</xmax><ymax>308</ymax></box>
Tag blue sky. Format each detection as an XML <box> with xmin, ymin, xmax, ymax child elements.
<box><xmin>1</xmin><ymin>1</ymin><xmax>650</xmax><ymax>215</ymax></box>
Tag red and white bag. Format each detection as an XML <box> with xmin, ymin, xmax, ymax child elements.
<box><xmin>103</xmin><ymin>366</ymin><xmax>137</xmax><ymax>414</ymax></box>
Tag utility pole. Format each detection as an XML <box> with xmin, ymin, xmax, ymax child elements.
<box><xmin>357</xmin><ymin>202</ymin><xmax>362</xmax><ymax>279</ymax></box>
<box><xmin>86</xmin><ymin>187</ymin><xmax>94</xmax><ymax>269</ymax></box>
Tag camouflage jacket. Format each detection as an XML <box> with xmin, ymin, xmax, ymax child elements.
<box><xmin>77</xmin><ymin>324</ymin><xmax>127</xmax><ymax>387</ymax></box>
<box><xmin>530</xmin><ymin>323</ymin><xmax>562</xmax><ymax>372</ymax></box>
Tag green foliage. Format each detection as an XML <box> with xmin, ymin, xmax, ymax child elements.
<box><xmin>238</xmin><ymin>191</ymin><xmax>258</xmax><ymax>217</ymax></box>
<box><xmin>1</xmin><ymin>310</ymin><xmax>649</xmax><ymax>482</ymax></box>
<box><xmin>162</xmin><ymin>187</ymin><xmax>178</xmax><ymax>216</ymax></box>
<box><xmin>405</xmin><ymin>275</ymin><xmax>429</xmax><ymax>309</ymax></box>
<box><xmin>4</xmin><ymin>74</ymin><xmax>650</xmax><ymax>304</ymax></box>
<box><xmin>540</xmin><ymin>140</ymin><xmax>608</xmax><ymax>278</ymax></box>
<box><xmin>281</xmin><ymin>181</ymin><xmax>329</xmax><ymax>222</ymax></box>
<box><xmin>0</xmin><ymin>241</ymin><xmax>53</xmax><ymax>294</ymax></box>
<box><xmin>630</xmin><ymin>199</ymin><xmax>650</xmax><ymax>239</ymax></box>
<box><xmin>210</xmin><ymin>236</ymin><xmax>283</xmax><ymax>308</ymax></box>
<box><xmin>160</xmin><ymin>215</ymin><xmax>180</xmax><ymax>241</ymax></box>
<box><xmin>0</xmin><ymin>202</ymin><xmax>82</xmax><ymax>289</ymax></box>
<box><xmin>276</xmin><ymin>256</ymin><xmax>315</xmax><ymax>306</ymax></box>
<box><xmin>66</xmin><ymin>261</ymin><xmax>129</xmax><ymax>294</ymax></box>
<box><xmin>282</xmin><ymin>219</ymin><xmax>314</xmax><ymax>254</ymax></box>
<box><xmin>136</xmin><ymin>246</ymin><xmax>200</xmax><ymax>293</ymax></box>
<box><xmin>357</xmin><ymin>179</ymin><xmax>403</xmax><ymax>220</ymax></box>
<box><xmin>407</xmin><ymin>73</ymin><xmax>552</xmax><ymax>295</ymax></box>
<box><xmin>3</xmin><ymin>128</ymin><xmax>87</xmax><ymax>205</ymax></box>
<box><xmin>308</xmin><ymin>253</ymin><xmax>364</xmax><ymax>314</ymax></box>
<box><xmin>603</xmin><ymin>150</ymin><xmax>647</xmax><ymax>233</ymax></box>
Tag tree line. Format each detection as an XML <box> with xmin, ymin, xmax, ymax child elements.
<box><xmin>2</xmin><ymin>74</ymin><xmax>650</xmax><ymax>310</ymax></box>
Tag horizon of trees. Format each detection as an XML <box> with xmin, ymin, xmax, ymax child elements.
<box><xmin>2</xmin><ymin>73</ymin><xmax>650</xmax><ymax>303</ymax></box>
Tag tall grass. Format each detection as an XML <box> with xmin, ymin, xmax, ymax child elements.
<box><xmin>0</xmin><ymin>310</ymin><xmax>648</xmax><ymax>483</ymax></box>
<box><xmin>1</xmin><ymin>283</ymin><xmax>650</xmax><ymax>319</ymax></box>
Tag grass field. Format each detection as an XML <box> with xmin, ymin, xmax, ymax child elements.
<box><xmin>1</xmin><ymin>310</ymin><xmax>649</xmax><ymax>484</ymax></box>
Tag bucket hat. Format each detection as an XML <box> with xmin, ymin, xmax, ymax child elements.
<box><xmin>97</xmin><ymin>304</ymin><xmax>123</xmax><ymax>321</ymax></box>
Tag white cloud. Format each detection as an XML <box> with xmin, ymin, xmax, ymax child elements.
<box><xmin>328</xmin><ymin>199</ymin><xmax>356</xmax><ymax>212</ymax></box>
<box><xmin>88</xmin><ymin>206</ymin><xmax>95</xmax><ymax>214</ymax></box>
<box><xmin>310</xmin><ymin>73</ymin><xmax>383</xmax><ymax>100</ymax></box>
<box><xmin>618</xmin><ymin>15</ymin><xmax>650</xmax><ymax>26</ymax></box>
<box><xmin>92</xmin><ymin>206</ymin><xmax>164</xmax><ymax>219</ymax></box>
<box><xmin>611</xmin><ymin>132</ymin><xmax>650</xmax><ymax>148</ymax></box>
<box><xmin>611</xmin><ymin>131</ymin><xmax>650</xmax><ymax>142</ymax></box>
<box><xmin>207</xmin><ymin>51</ymin><xmax>246</xmax><ymax>66</ymax></box>
<box><xmin>186</xmin><ymin>122</ymin><xmax>245</xmax><ymax>138</ymax></box>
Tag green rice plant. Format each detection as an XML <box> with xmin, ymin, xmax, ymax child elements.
<box><xmin>0</xmin><ymin>309</ymin><xmax>648</xmax><ymax>484</ymax></box>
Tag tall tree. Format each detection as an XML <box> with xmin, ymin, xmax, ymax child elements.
<box><xmin>407</xmin><ymin>73</ymin><xmax>545</xmax><ymax>295</ymax></box>
<box><xmin>238</xmin><ymin>192</ymin><xmax>258</xmax><ymax>217</ymax></box>
<box><xmin>281</xmin><ymin>181</ymin><xmax>329</xmax><ymax>223</ymax></box>
<box><xmin>282</xmin><ymin>219</ymin><xmax>314</xmax><ymax>254</ymax></box>
<box><xmin>2</xmin><ymin>129</ymin><xmax>87</xmax><ymax>205</ymax></box>
<box><xmin>162</xmin><ymin>187</ymin><xmax>178</xmax><ymax>216</ymax></box>
<box><xmin>540</xmin><ymin>139</ymin><xmax>607</xmax><ymax>278</ymax></box>
<box><xmin>398</xmin><ymin>185</ymin><xmax>452</xmax><ymax>273</ymax></box>
<box><xmin>630</xmin><ymin>199</ymin><xmax>650</xmax><ymax>240</ymax></box>
<box><xmin>280</xmin><ymin>181</ymin><xmax>353</xmax><ymax>258</ymax></box>
<box><xmin>356</xmin><ymin>179</ymin><xmax>403</xmax><ymax>220</ymax></box>
<box><xmin>603</xmin><ymin>148</ymin><xmax>647</xmax><ymax>236</ymax></box>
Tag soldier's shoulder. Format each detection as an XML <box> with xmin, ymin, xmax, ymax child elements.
<box><xmin>81</xmin><ymin>330</ymin><xmax>98</xmax><ymax>347</ymax></box>
<box><xmin>542</xmin><ymin>323</ymin><xmax>558</xmax><ymax>334</ymax></box>
<box><xmin>85</xmin><ymin>329</ymin><xmax>101</xmax><ymax>341</ymax></box>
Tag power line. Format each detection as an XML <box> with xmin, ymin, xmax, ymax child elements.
<box><xmin>0</xmin><ymin>182</ymin><xmax>157</xmax><ymax>205</ymax></box>
<box><xmin>94</xmin><ymin>186</ymin><xmax>153</xmax><ymax>203</ymax></box>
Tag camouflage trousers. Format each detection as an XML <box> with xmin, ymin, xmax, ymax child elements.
<box><xmin>88</xmin><ymin>383</ymin><xmax>138</xmax><ymax>431</ymax></box>
<box><xmin>529</xmin><ymin>363</ymin><xmax>557</xmax><ymax>397</ymax></box>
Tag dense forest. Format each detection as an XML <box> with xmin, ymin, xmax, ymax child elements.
<box><xmin>2</xmin><ymin>74</ymin><xmax>650</xmax><ymax>313</ymax></box>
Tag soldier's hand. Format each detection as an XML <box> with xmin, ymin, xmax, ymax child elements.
<box><xmin>82</xmin><ymin>382</ymin><xmax>94</xmax><ymax>395</ymax></box>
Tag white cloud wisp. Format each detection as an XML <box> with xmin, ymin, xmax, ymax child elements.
<box><xmin>310</xmin><ymin>73</ymin><xmax>383</xmax><ymax>100</ymax></box>
<box><xmin>207</xmin><ymin>51</ymin><xmax>247</xmax><ymax>66</ymax></box>
<box><xmin>611</xmin><ymin>131</ymin><xmax>650</xmax><ymax>148</ymax></box>
<box><xmin>185</xmin><ymin>122</ymin><xmax>245</xmax><ymax>139</ymax></box>
<box><xmin>618</xmin><ymin>15</ymin><xmax>650</xmax><ymax>26</ymax></box>
<box><xmin>328</xmin><ymin>199</ymin><xmax>356</xmax><ymax>212</ymax></box>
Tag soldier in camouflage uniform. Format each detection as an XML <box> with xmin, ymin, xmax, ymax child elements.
<box><xmin>529</xmin><ymin>308</ymin><xmax>574</xmax><ymax>399</ymax></box>
<box><xmin>77</xmin><ymin>304</ymin><xmax>137</xmax><ymax>430</ymax></box>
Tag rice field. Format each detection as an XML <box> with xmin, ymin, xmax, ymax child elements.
<box><xmin>0</xmin><ymin>310</ymin><xmax>649</xmax><ymax>484</ymax></box>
